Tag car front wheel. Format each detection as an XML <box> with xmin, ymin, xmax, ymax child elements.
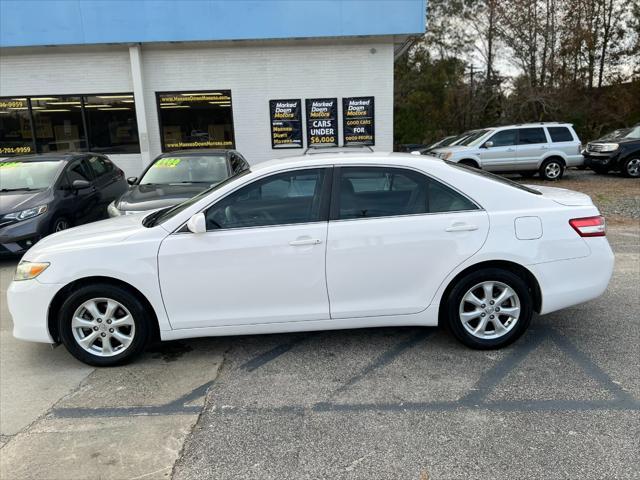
<box><xmin>445</xmin><ymin>268</ymin><xmax>533</xmax><ymax>349</ymax></box>
<box><xmin>58</xmin><ymin>284</ymin><xmax>151</xmax><ymax>366</ymax></box>
<box><xmin>622</xmin><ymin>157</ymin><xmax>640</xmax><ymax>178</ymax></box>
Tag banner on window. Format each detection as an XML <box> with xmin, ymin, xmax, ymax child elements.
<box><xmin>269</xmin><ymin>99</ymin><xmax>303</xmax><ymax>149</ymax></box>
<box><xmin>305</xmin><ymin>98</ymin><xmax>338</xmax><ymax>147</ymax></box>
<box><xmin>342</xmin><ymin>97</ymin><xmax>374</xmax><ymax>146</ymax></box>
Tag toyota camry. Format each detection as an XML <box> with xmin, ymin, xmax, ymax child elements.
<box><xmin>7</xmin><ymin>152</ymin><xmax>614</xmax><ymax>366</ymax></box>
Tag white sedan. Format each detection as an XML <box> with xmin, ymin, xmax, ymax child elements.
<box><xmin>7</xmin><ymin>153</ymin><xmax>614</xmax><ymax>366</ymax></box>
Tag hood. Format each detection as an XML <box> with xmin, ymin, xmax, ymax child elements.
<box><xmin>116</xmin><ymin>183</ymin><xmax>210</xmax><ymax>212</ymax></box>
<box><xmin>25</xmin><ymin>214</ymin><xmax>149</xmax><ymax>258</ymax></box>
<box><xmin>525</xmin><ymin>185</ymin><xmax>594</xmax><ymax>206</ymax></box>
<box><xmin>0</xmin><ymin>189</ymin><xmax>52</xmax><ymax>215</ymax></box>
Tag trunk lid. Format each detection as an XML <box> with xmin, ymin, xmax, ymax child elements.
<box><xmin>525</xmin><ymin>185</ymin><xmax>594</xmax><ymax>206</ymax></box>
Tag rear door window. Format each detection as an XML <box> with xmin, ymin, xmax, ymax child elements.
<box><xmin>67</xmin><ymin>159</ymin><xmax>94</xmax><ymax>183</ymax></box>
<box><xmin>518</xmin><ymin>128</ymin><xmax>547</xmax><ymax>145</ymax></box>
<box><xmin>547</xmin><ymin>127</ymin><xmax>574</xmax><ymax>142</ymax></box>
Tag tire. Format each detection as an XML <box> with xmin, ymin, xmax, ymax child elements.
<box><xmin>445</xmin><ymin>268</ymin><xmax>533</xmax><ymax>349</ymax></box>
<box><xmin>622</xmin><ymin>157</ymin><xmax>640</xmax><ymax>178</ymax></box>
<box><xmin>591</xmin><ymin>166</ymin><xmax>609</xmax><ymax>175</ymax></box>
<box><xmin>58</xmin><ymin>283</ymin><xmax>151</xmax><ymax>366</ymax></box>
<box><xmin>459</xmin><ymin>159</ymin><xmax>479</xmax><ymax>169</ymax></box>
<box><xmin>50</xmin><ymin>216</ymin><xmax>71</xmax><ymax>234</ymax></box>
<box><xmin>539</xmin><ymin>158</ymin><xmax>564</xmax><ymax>180</ymax></box>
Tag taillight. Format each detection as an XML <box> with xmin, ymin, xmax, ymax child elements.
<box><xmin>569</xmin><ymin>216</ymin><xmax>606</xmax><ymax>237</ymax></box>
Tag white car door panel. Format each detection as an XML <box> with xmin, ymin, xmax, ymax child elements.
<box><xmin>158</xmin><ymin>224</ymin><xmax>329</xmax><ymax>329</ymax></box>
<box><xmin>326</xmin><ymin>211</ymin><xmax>489</xmax><ymax>318</ymax></box>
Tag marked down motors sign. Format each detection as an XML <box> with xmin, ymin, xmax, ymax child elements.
<box><xmin>269</xmin><ymin>99</ymin><xmax>303</xmax><ymax>149</ymax></box>
<box><xmin>343</xmin><ymin>96</ymin><xmax>375</xmax><ymax>146</ymax></box>
<box><xmin>305</xmin><ymin>98</ymin><xmax>338</xmax><ymax>147</ymax></box>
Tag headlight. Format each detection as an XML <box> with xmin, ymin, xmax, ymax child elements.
<box><xmin>107</xmin><ymin>201</ymin><xmax>122</xmax><ymax>217</ymax></box>
<box><xmin>4</xmin><ymin>205</ymin><xmax>48</xmax><ymax>221</ymax></box>
<box><xmin>598</xmin><ymin>143</ymin><xmax>619</xmax><ymax>152</ymax></box>
<box><xmin>14</xmin><ymin>261</ymin><xmax>50</xmax><ymax>281</ymax></box>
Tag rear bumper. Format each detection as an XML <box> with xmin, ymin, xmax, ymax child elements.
<box><xmin>530</xmin><ymin>237</ymin><xmax>614</xmax><ymax>315</ymax></box>
<box><xmin>7</xmin><ymin>278</ymin><xmax>61</xmax><ymax>343</ymax></box>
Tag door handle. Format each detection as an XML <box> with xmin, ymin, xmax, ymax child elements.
<box><xmin>446</xmin><ymin>223</ymin><xmax>479</xmax><ymax>232</ymax></box>
<box><xmin>289</xmin><ymin>237</ymin><xmax>322</xmax><ymax>246</ymax></box>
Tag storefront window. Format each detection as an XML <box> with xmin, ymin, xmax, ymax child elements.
<box><xmin>84</xmin><ymin>94</ymin><xmax>140</xmax><ymax>154</ymax></box>
<box><xmin>0</xmin><ymin>97</ymin><xmax>35</xmax><ymax>155</ymax></box>
<box><xmin>157</xmin><ymin>91</ymin><xmax>235</xmax><ymax>151</ymax></box>
<box><xmin>30</xmin><ymin>96</ymin><xmax>87</xmax><ymax>153</ymax></box>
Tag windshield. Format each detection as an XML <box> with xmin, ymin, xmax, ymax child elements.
<box><xmin>446</xmin><ymin>161</ymin><xmax>541</xmax><ymax>195</ymax></box>
<box><xmin>457</xmin><ymin>129</ymin><xmax>491</xmax><ymax>146</ymax></box>
<box><xmin>140</xmin><ymin>155</ymin><xmax>229</xmax><ymax>185</ymax></box>
<box><xmin>144</xmin><ymin>169</ymin><xmax>251</xmax><ymax>227</ymax></box>
<box><xmin>0</xmin><ymin>160</ymin><xmax>61</xmax><ymax>191</ymax></box>
<box><xmin>621</xmin><ymin>126</ymin><xmax>640</xmax><ymax>139</ymax></box>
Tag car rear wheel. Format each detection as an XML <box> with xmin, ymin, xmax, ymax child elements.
<box><xmin>445</xmin><ymin>268</ymin><xmax>533</xmax><ymax>349</ymax></box>
<box><xmin>58</xmin><ymin>284</ymin><xmax>151</xmax><ymax>366</ymax></box>
<box><xmin>539</xmin><ymin>159</ymin><xmax>564</xmax><ymax>180</ymax></box>
<box><xmin>622</xmin><ymin>157</ymin><xmax>640</xmax><ymax>178</ymax></box>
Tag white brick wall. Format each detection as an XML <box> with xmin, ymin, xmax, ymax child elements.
<box><xmin>1</xmin><ymin>39</ymin><xmax>394</xmax><ymax>175</ymax></box>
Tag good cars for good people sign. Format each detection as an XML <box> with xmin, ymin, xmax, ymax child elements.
<box><xmin>306</xmin><ymin>98</ymin><xmax>338</xmax><ymax>147</ymax></box>
<box><xmin>269</xmin><ymin>99</ymin><xmax>303</xmax><ymax>149</ymax></box>
<box><xmin>343</xmin><ymin>97</ymin><xmax>375</xmax><ymax>146</ymax></box>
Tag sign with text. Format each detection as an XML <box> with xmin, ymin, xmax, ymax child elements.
<box><xmin>343</xmin><ymin>97</ymin><xmax>375</xmax><ymax>145</ymax></box>
<box><xmin>305</xmin><ymin>98</ymin><xmax>338</xmax><ymax>147</ymax></box>
<box><xmin>269</xmin><ymin>99</ymin><xmax>303</xmax><ymax>149</ymax></box>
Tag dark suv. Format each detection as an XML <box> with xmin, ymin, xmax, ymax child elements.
<box><xmin>583</xmin><ymin>124</ymin><xmax>640</xmax><ymax>177</ymax></box>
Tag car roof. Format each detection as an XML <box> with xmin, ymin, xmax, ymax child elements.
<box><xmin>0</xmin><ymin>152</ymin><xmax>86</xmax><ymax>163</ymax></box>
<box><xmin>157</xmin><ymin>149</ymin><xmax>235</xmax><ymax>157</ymax></box>
<box><xmin>489</xmin><ymin>122</ymin><xmax>574</xmax><ymax>129</ymax></box>
<box><xmin>251</xmin><ymin>151</ymin><xmax>446</xmax><ymax>173</ymax></box>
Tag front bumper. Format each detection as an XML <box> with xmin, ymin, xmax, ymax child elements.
<box><xmin>529</xmin><ymin>237</ymin><xmax>614</xmax><ymax>315</ymax></box>
<box><xmin>0</xmin><ymin>214</ymin><xmax>49</xmax><ymax>255</ymax></box>
<box><xmin>7</xmin><ymin>278</ymin><xmax>61</xmax><ymax>343</ymax></box>
<box><xmin>583</xmin><ymin>152</ymin><xmax>620</xmax><ymax>169</ymax></box>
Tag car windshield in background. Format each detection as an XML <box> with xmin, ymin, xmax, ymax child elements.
<box><xmin>458</xmin><ymin>129</ymin><xmax>490</xmax><ymax>146</ymax></box>
<box><xmin>0</xmin><ymin>161</ymin><xmax>61</xmax><ymax>191</ymax></box>
<box><xmin>140</xmin><ymin>155</ymin><xmax>229</xmax><ymax>185</ymax></box>
<box><xmin>143</xmin><ymin>169</ymin><xmax>251</xmax><ymax>227</ymax></box>
<box><xmin>621</xmin><ymin>126</ymin><xmax>640</xmax><ymax>139</ymax></box>
<box><xmin>446</xmin><ymin>161</ymin><xmax>542</xmax><ymax>195</ymax></box>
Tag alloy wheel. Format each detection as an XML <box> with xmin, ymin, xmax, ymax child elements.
<box><xmin>54</xmin><ymin>219</ymin><xmax>70</xmax><ymax>232</ymax></box>
<box><xmin>71</xmin><ymin>298</ymin><xmax>136</xmax><ymax>357</ymax></box>
<box><xmin>458</xmin><ymin>281</ymin><xmax>521</xmax><ymax>340</ymax></box>
<box><xmin>544</xmin><ymin>162</ymin><xmax>561</xmax><ymax>179</ymax></box>
<box><xmin>626</xmin><ymin>158</ymin><xmax>640</xmax><ymax>177</ymax></box>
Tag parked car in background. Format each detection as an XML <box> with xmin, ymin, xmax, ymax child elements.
<box><xmin>107</xmin><ymin>149</ymin><xmax>249</xmax><ymax>217</ymax></box>
<box><xmin>8</xmin><ymin>152</ymin><xmax>613</xmax><ymax>366</ymax></box>
<box><xmin>412</xmin><ymin>135</ymin><xmax>459</xmax><ymax>155</ymax></box>
<box><xmin>583</xmin><ymin>124</ymin><xmax>640</xmax><ymax>177</ymax></box>
<box><xmin>0</xmin><ymin>153</ymin><xmax>127</xmax><ymax>256</ymax></box>
<box><xmin>430</xmin><ymin>123</ymin><xmax>583</xmax><ymax>180</ymax></box>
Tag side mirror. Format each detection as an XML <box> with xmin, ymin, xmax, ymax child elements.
<box><xmin>186</xmin><ymin>212</ymin><xmax>207</xmax><ymax>234</ymax></box>
<box><xmin>127</xmin><ymin>177</ymin><xmax>138</xmax><ymax>186</ymax></box>
<box><xmin>72</xmin><ymin>179</ymin><xmax>91</xmax><ymax>190</ymax></box>
<box><xmin>483</xmin><ymin>141</ymin><xmax>494</xmax><ymax>149</ymax></box>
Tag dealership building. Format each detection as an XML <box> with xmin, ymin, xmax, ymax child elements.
<box><xmin>0</xmin><ymin>0</ymin><xmax>425</xmax><ymax>176</ymax></box>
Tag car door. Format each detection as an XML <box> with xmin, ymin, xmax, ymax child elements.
<box><xmin>157</xmin><ymin>167</ymin><xmax>332</xmax><ymax>329</ymax></box>
<box><xmin>64</xmin><ymin>157</ymin><xmax>99</xmax><ymax>225</ymax></box>
<box><xmin>326</xmin><ymin>166</ymin><xmax>489</xmax><ymax>319</ymax></box>
<box><xmin>516</xmin><ymin>127</ymin><xmax>550</xmax><ymax>169</ymax></box>
<box><xmin>478</xmin><ymin>129</ymin><xmax>518</xmax><ymax>171</ymax></box>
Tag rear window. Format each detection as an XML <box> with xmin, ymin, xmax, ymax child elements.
<box><xmin>547</xmin><ymin>127</ymin><xmax>574</xmax><ymax>142</ymax></box>
<box><xmin>446</xmin><ymin>161</ymin><xmax>542</xmax><ymax>195</ymax></box>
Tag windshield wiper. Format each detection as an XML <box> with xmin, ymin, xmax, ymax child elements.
<box><xmin>0</xmin><ymin>187</ymin><xmax>36</xmax><ymax>192</ymax></box>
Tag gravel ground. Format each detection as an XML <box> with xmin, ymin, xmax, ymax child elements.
<box><xmin>511</xmin><ymin>168</ymin><xmax>640</xmax><ymax>222</ymax></box>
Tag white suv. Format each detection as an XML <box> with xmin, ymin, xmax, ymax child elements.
<box><xmin>430</xmin><ymin>123</ymin><xmax>583</xmax><ymax>180</ymax></box>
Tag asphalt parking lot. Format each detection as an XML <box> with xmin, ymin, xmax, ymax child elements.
<box><xmin>0</xmin><ymin>171</ymin><xmax>638</xmax><ymax>480</ymax></box>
